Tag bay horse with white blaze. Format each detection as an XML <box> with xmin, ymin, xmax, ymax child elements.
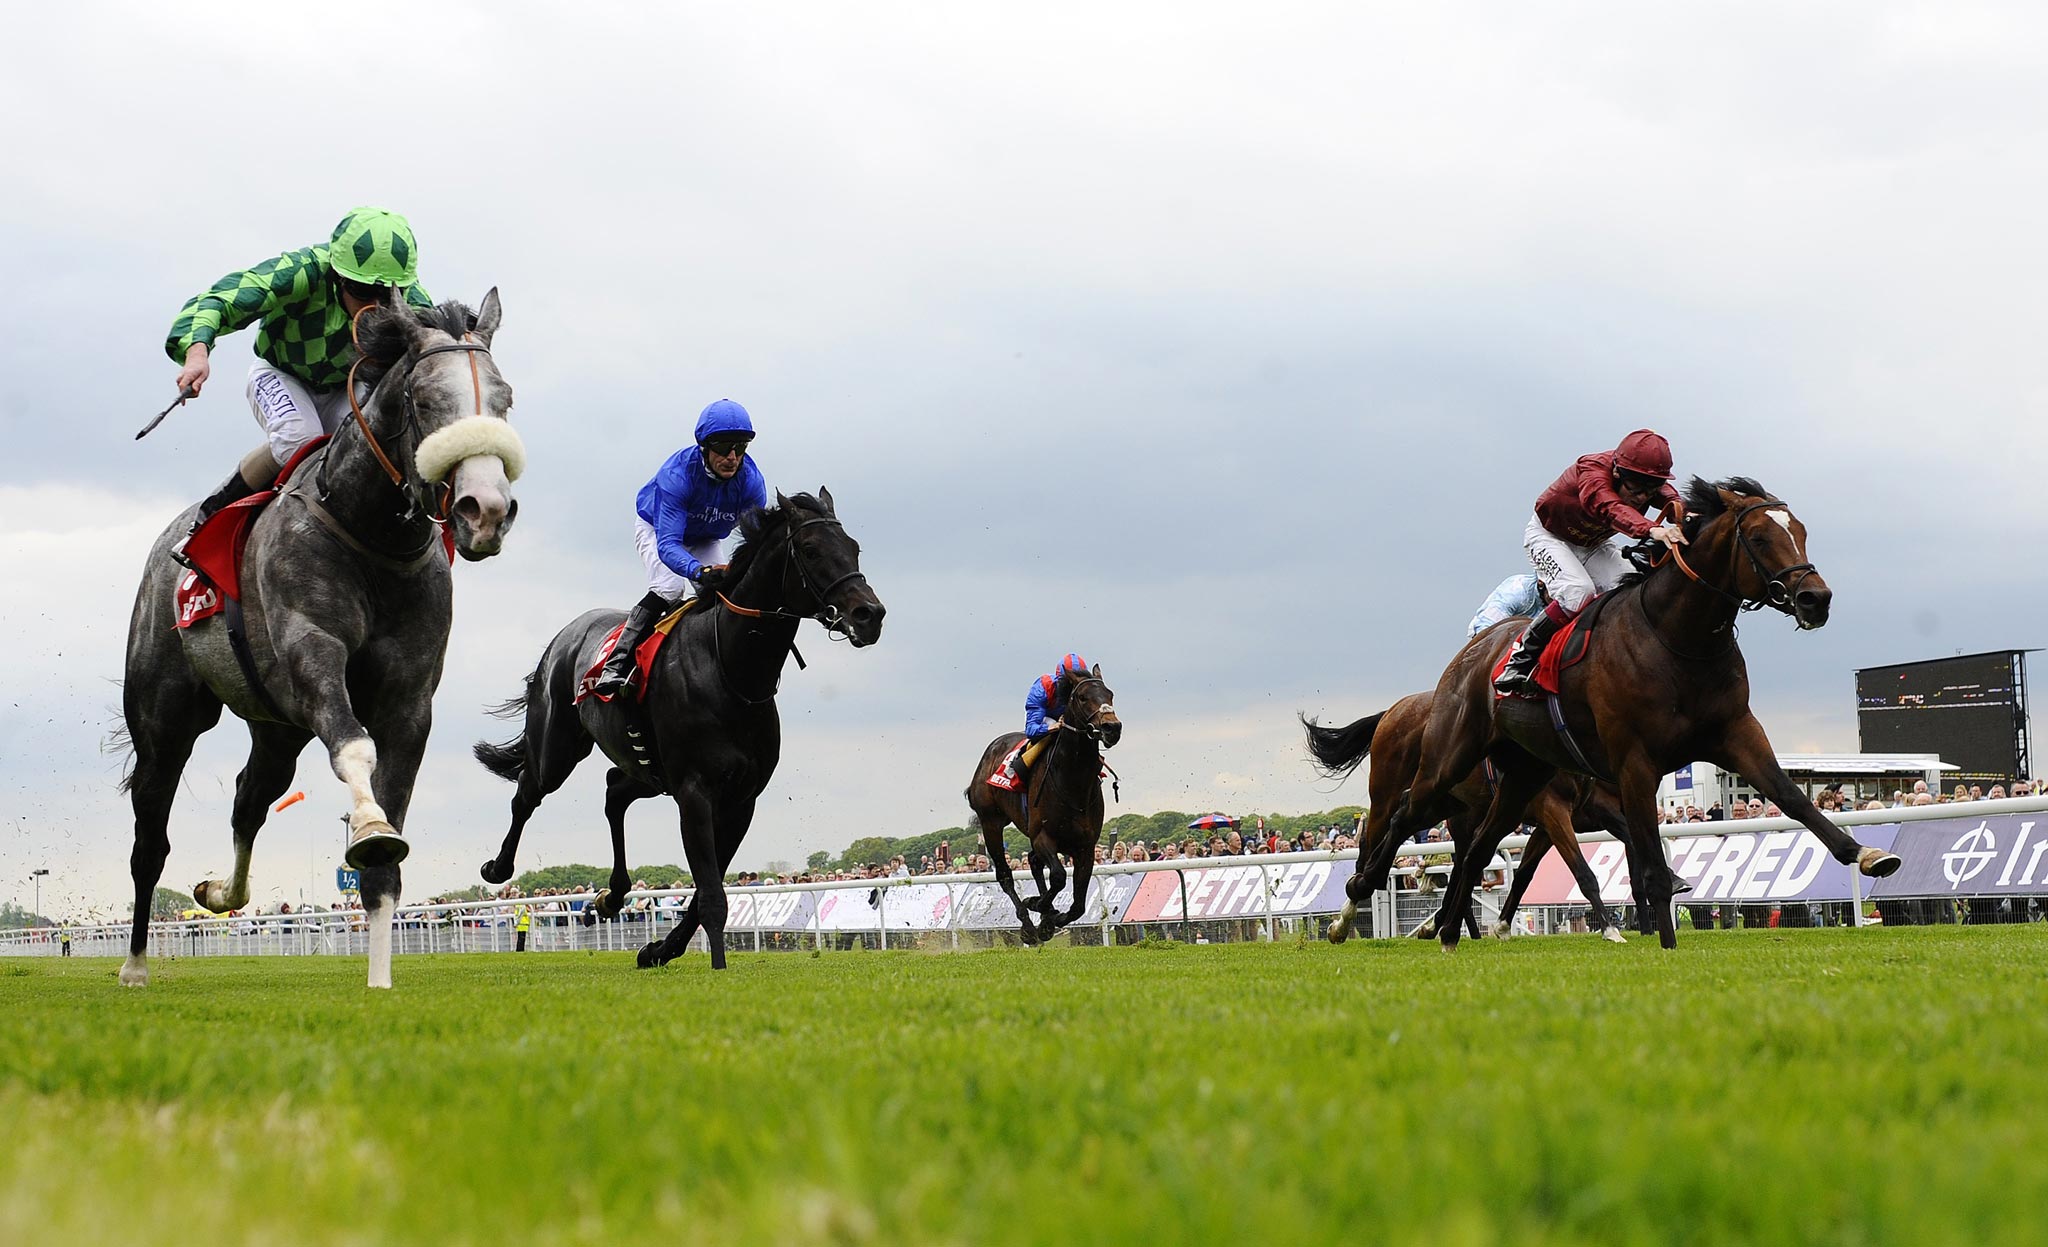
<box><xmin>119</xmin><ymin>289</ymin><xmax>525</xmax><ymax>989</ymax></box>
<box><xmin>474</xmin><ymin>490</ymin><xmax>884</xmax><ymax>969</ymax></box>
<box><xmin>964</xmin><ymin>665</ymin><xmax>1121</xmax><ymax>944</ymax></box>
<box><xmin>1356</xmin><ymin>476</ymin><xmax>1899</xmax><ymax>952</ymax></box>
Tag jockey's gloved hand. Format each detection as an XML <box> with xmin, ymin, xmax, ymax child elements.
<box><xmin>1047</xmin><ymin>718</ymin><xmax>1064</xmax><ymax>731</ymax></box>
<box><xmin>1649</xmin><ymin>523</ymin><xmax>1686</xmax><ymax>546</ymax></box>
<box><xmin>695</xmin><ymin>564</ymin><xmax>731</xmax><ymax>593</ymax></box>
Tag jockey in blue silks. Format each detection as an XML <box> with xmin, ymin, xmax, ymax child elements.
<box><xmin>989</xmin><ymin>653</ymin><xmax>1090</xmax><ymax>791</ymax></box>
<box><xmin>1468</xmin><ymin>573</ymin><xmax>1547</xmax><ymax>638</ymax></box>
<box><xmin>592</xmin><ymin>399</ymin><xmax>769</xmax><ymax>696</ymax></box>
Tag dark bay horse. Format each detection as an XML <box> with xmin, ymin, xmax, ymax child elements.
<box><xmin>964</xmin><ymin>666</ymin><xmax>1122</xmax><ymax>944</ymax></box>
<box><xmin>120</xmin><ymin>289</ymin><xmax>525</xmax><ymax>989</ymax></box>
<box><xmin>1362</xmin><ymin>476</ymin><xmax>1899</xmax><ymax>951</ymax></box>
<box><xmin>474</xmin><ymin>490</ymin><xmax>884</xmax><ymax>970</ymax></box>
<box><xmin>1305</xmin><ymin>689</ymin><xmax>1638</xmax><ymax>944</ymax></box>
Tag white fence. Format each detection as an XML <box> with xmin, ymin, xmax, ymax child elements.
<box><xmin>8</xmin><ymin>795</ymin><xmax>2047</xmax><ymax>959</ymax></box>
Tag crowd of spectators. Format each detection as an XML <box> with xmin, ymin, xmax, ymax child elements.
<box><xmin>1654</xmin><ymin>778</ymin><xmax>2035</xmax><ymax>824</ymax></box>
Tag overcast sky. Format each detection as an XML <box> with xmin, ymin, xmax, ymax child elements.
<box><xmin>5</xmin><ymin>2</ymin><xmax>2046</xmax><ymax>918</ymax></box>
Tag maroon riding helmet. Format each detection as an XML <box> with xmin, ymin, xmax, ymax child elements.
<box><xmin>1613</xmin><ymin>429</ymin><xmax>1674</xmax><ymax>480</ymax></box>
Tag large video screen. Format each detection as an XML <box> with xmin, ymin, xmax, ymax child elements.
<box><xmin>1857</xmin><ymin>652</ymin><xmax>2022</xmax><ymax>781</ymax></box>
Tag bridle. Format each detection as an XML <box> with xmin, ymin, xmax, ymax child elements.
<box><xmin>338</xmin><ymin>308</ymin><xmax>494</xmax><ymax>523</ymax></box>
<box><xmin>715</xmin><ymin>513</ymin><xmax>871</xmax><ymax>640</ymax></box>
<box><xmin>1056</xmin><ymin>674</ymin><xmax>1116</xmax><ymax>744</ymax></box>
<box><xmin>1654</xmin><ymin>500</ymin><xmax>1818</xmax><ymax>619</ymax></box>
<box><xmin>710</xmin><ymin>510</ymin><xmax>873</xmax><ymax>705</ymax></box>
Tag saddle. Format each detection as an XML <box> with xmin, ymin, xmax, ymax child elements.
<box><xmin>174</xmin><ymin>438</ymin><xmax>331</xmax><ymax>628</ymax></box>
<box><xmin>1491</xmin><ymin>589</ymin><xmax>1618</xmax><ymax>700</ymax></box>
<box><xmin>575</xmin><ymin>599</ymin><xmax>700</xmax><ymax>705</ymax></box>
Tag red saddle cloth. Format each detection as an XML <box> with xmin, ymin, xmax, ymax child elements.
<box><xmin>1492</xmin><ymin>613</ymin><xmax>1588</xmax><ymax>698</ymax></box>
<box><xmin>575</xmin><ymin>602</ymin><xmax>696</xmax><ymax>705</ymax></box>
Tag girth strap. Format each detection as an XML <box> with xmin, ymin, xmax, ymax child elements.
<box><xmin>1546</xmin><ymin>694</ymin><xmax>1611</xmax><ymax>782</ymax></box>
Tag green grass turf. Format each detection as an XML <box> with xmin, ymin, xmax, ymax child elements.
<box><xmin>0</xmin><ymin>926</ymin><xmax>2041</xmax><ymax>1245</ymax></box>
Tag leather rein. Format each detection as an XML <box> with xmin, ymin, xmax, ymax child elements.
<box><xmin>710</xmin><ymin>512</ymin><xmax>872</xmax><ymax>704</ymax></box>
<box><xmin>1636</xmin><ymin>499</ymin><xmax>1819</xmax><ymax>660</ymax></box>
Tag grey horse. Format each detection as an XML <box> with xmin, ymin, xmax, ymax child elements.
<box><xmin>119</xmin><ymin>287</ymin><xmax>525</xmax><ymax>989</ymax></box>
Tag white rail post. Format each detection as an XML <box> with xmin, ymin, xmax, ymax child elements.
<box><xmin>1260</xmin><ymin>863</ymin><xmax>1276</xmax><ymax>943</ymax></box>
<box><xmin>1849</xmin><ymin>862</ymin><xmax>1866</xmax><ymax>929</ymax></box>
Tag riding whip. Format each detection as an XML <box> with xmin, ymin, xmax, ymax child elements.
<box><xmin>136</xmin><ymin>386</ymin><xmax>198</xmax><ymax>440</ymax></box>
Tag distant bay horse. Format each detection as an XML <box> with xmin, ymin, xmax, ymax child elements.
<box><xmin>1352</xmin><ymin>476</ymin><xmax>1899</xmax><ymax>952</ymax></box>
<box><xmin>1305</xmin><ymin>689</ymin><xmax>1641</xmax><ymax>944</ymax></box>
<box><xmin>120</xmin><ymin>289</ymin><xmax>525</xmax><ymax>989</ymax></box>
<box><xmin>474</xmin><ymin>490</ymin><xmax>884</xmax><ymax>969</ymax></box>
<box><xmin>964</xmin><ymin>666</ymin><xmax>1122</xmax><ymax>944</ymax></box>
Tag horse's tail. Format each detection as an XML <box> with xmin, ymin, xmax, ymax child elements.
<box><xmin>473</xmin><ymin>667</ymin><xmax>541</xmax><ymax>783</ymax></box>
<box><xmin>1300</xmin><ymin>709</ymin><xmax>1388</xmax><ymax>781</ymax></box>
<box><xmin>104</xmin><ymin>716</ymin><xmax>137</xmax><ymax>795</ymax></box>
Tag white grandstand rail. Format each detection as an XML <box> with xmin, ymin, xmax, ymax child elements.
<box><xmin>7</xmin><ymin>795</ymin><xmax>2043</xmax><ymax>955</ymax></box>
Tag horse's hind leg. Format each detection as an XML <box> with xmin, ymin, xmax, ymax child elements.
<box><xmin>195</xmin><ymin>723</ymin><xmax>310</xmax><ymax>913</ymax></box>
<box><xmin>1031</xmin><ymin>848</ymin><xmax>1070</xmax><ymax>940</ymax></box>
<box><xmin>973</xmin><ymin>805</ymin><xmax>1038</xmax><ymax>943</ymax></box>
<box><xmin>120</xmin><ymin>666</ymin><xmax>221</xmax><ymax>987</ymax></box>
<box><xmin>640</xmin><ymin>793</ymin><xmax>756</xmax><ymax>968</ymax></box>
<box><xmin>596</xmin><ymin>768</ymin><xmax>653</xmax><ymax>920</ymax></box>
<box><xmin>1439</xmin><ymin>765</ymin><xmax>1547</xmax><ymax>951</ymax></box>
<box><xmin>480</xmin><ymin>688</ymin><xmax>595</xmax><ymax>885</ymax></box>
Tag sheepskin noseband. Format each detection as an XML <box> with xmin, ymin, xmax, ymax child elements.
<box><xmin>416</xmin><ymin>416</ymin><xmax>527</xmax><ymax>484</ymax></box>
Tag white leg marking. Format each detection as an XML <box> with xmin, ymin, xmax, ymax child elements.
<box><xmin>335</xmin><ymin>739</ymin><xmax>391</xmax><ymax>833</ymax></box>
<box><xmin>119</xmin><ymin>953</ymin><xmax>149</xmax><ymax>987</ymax></box>
<box><xmin>1328</xmin><ymin>899</ymin><xmax>1356</xmax><ymax>943</ymax></box>
<box><xmin>366</xmin><ymin>894</ymin><xmax>394</xmax><ymax>990</ymax></box>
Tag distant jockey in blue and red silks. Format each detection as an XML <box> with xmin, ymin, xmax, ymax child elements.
<box><xmin>987</xmin><ymin>653</ymin><xmax>1091</xmax><ymax>792</ymax></box>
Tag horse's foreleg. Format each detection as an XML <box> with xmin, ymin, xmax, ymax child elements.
<box><xmin>1493</xmin><ymin>819</ymin><xmax>1553</xmax><ymax>938</ymax></box>
<box><xmin>1053</xmin><ymin>852</ymin><xmax>1094</xmax><ymax>936</ymax></box>
<box><xmin>1610</xmin><ymin>760</ymin><xmax>1681</xmax><ymax>949</ymax></box>
<box><xmin>1710</xmin><ymin>713</ymin><xmax>1899</xmax><ymax>877</ymax></box>
<box><xmin>291</xmin><ymin>640</ymin><xmax>407</xmax><ymax>869</ymax></box>
<box><xmin>361</xmin><ymin>862</ymin><xmax>401</xmax><ymax>989</ymax></box>
<box><xmin>198</xmin><ymin>725</ymin><xmax>309</xmax><ymax>913</ymax></box>
<box><xmin>975</xmin><ymin>809</ymin><xmax>1037</xmax><ymax>943</ymax></box>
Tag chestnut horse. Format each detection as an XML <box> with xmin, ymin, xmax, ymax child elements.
<box><xmin>964</xmin><ymin>666</ymin><xmax>1122</xmax><ymax>944</ymax></box>
<box><xmin>1355</xmin><ymin>476</ymin><xmax>1899</xmax><ymax>951</ymax></box>
<box><xmin>1305</xmin><ymin>689</ymin><xmax>1642</xmax><ymax>944</ymax></box>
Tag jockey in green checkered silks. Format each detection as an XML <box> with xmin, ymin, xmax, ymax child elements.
<box><xmin>164</xmin><ymin>207</ymin><xmax>434</xmax><ymax>566</ymax></box>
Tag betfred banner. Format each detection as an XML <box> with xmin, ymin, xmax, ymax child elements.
<box><xmin>1120</xmin><ymin>860</ymin><xmax>1346</xmax><ymax>923</ymax></box>
<box><xmin>726</xmin><ymin>888</ymin><xmax>818</xmax><ymax>931</ymax></box>
<box><xmin>1869</xmin><ymin>816</ymin><xmax>2048</xmax><ymax>897</ymax></box>
<box><xmin>1521</xmin><ymin>826</ymin><xmax>1899</xmax><ymax>905</ymax></box>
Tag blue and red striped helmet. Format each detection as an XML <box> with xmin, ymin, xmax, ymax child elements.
<box><xmin>1059</xmin><ymin>653</ymin><xmax>1090</xmax><ymax>677</ymax></box>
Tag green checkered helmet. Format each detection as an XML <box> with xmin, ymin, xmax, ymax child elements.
<box><xmin>328</xmin><ymin>207</ymin><xmax>420</xmax><ymax>288</ymax></box>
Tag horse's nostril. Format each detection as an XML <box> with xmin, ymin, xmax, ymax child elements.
<box><xmin>454</xmin><ymin>495</ymin><xmax>483</xmax><ymax>524</ymax></box>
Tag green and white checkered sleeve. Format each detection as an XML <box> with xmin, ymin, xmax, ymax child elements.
<box><xmin>163</xmin><ymin>248</ymin><xmax>319</xmax><ymax>363</ymax></box>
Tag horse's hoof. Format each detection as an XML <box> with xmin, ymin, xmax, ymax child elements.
<box><xmin>1667</xmin><ymin>876</ymin><xmax>1693</xmax><ymax>897</ymax></box>
<box><xmin>345</xmin><ymin>823</ymin><xmax>409</xmax><ymax>870</ymax></box>
<box><xmin>480</xmin><ymin>858</ymin><xmax>511</xmax><ymax>885</ymax></box>
<box><xmin>1489</xmin><ymin>921</ymin><xmax>1511</xmax><ymax>940</ymax></box>
<box><xmin>1857</xmin><ymin>847</ymin><xmax>1901</xmax><ymax>878</ymax></box>
<box><xmin>118</xmin><ymin>957</ymin><xmax>149</xmax><ymax>987</ymax></box>
<box><xmin>636</xmin><ymin>943</ymin><xmax>665</xmax><ymax>969</ymax></box>
<box><xmin>193</xmin><ymin>879</ymin><xmax>233</xmax><ymax>914</ymax></box>
<box><xmin>1601</xmin><ymin>926</ymin><xmax>1628</xmax><ymax>945</ymax></box>
<box><xmin>1328</xmin><ymin>902</ymin><xmax>1355</xmax><ymax>944</ymax></box>
<box><xmin>1438</xmin><ymin>939</ymin><xmax>1458</xmax><ymax>955</ymax></box>
<box><xmin>594</xmin><ymin>889</ymin><xmax>620</xmax><ymax>919</ymax></box>
<box><xmin>1410</xmin><ymin>919</ymin><xmax>1437</xmax><ymax>940</ymax></box>
<box><xmin>1659</xmin><ymin>928</ymin><xmax>1679</xmax><ymax>950</ymax></box>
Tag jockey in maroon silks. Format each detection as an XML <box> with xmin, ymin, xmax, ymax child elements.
<box><xmin>1494</xmin><ymin>430</ymin><xmax>1688</xmax><ymax>695</ymax></box>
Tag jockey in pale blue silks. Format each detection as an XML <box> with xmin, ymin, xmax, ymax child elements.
<box><xmin>1468</xmin><ymin>573</ymin><xmax>1547</xmax><ymax>638</ymax></box>
<box><xmin>988</xmin><ymin>653</ymin><xmax>1091</xmax><ymax>791</ymax></box>
<box><xmin>592</xmin><ymin>399</ymin><xmax>769</xmax><ymax>696</ymax></box>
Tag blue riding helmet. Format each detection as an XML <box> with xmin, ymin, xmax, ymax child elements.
<box><xmin>695</xmin><ymin>399</ymin><xmax>755</xmax><ymax>445</ymax></box>
<box><xmin>1060</xmin><ymin>653</ymin><xmax>1090</xmax><ymax>677</ymax></box>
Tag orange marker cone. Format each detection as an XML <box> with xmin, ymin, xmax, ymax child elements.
<box><xmin>274</xmin><ymin>791</ymin><xmax>307</xmax><ymax>812</ymax></box>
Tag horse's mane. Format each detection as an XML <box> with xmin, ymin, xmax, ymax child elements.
<box><xmin>1683</xmin><ymin>475</ymin><xmax>1773</xmax><ymax>525</ymax></box>
<box><xmin>717</xmin><ymin>492</ymin><xmax>826</xmax><ymax>587</ymax></box>
<box><xmin>352</xmin><ymin>298</ymin><xmax>478</xmax><ymax>393</ymax></box>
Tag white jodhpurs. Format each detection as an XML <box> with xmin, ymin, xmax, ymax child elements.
<box><xmin>1522</xmin><ymin>513</ymin><xmax>1631</xmax><ymax>614</ymax></box>
<box><xmin>632</xmin><ymin>516</ymin><xmax>723</xmax><ymax>599</ymax></box>
<box><xmin>246</xmin><ymin>364</ymin><xmax>354</xmax><ymax>467</ymax></box>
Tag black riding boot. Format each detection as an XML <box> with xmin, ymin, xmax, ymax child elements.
<box><xmin>1494</xmin><ymin>606</ymin><xmax>1569</xmax><ymax>695</ymax></box>
<box><xmin>593</xmin><ymin>590</ymin><xmax>672</xmax><ymax>696</ymax></box>
<box><xmin>169</xmin><ymin>469</ymin><xmax>262</xmax><ymax>571</ymax></box>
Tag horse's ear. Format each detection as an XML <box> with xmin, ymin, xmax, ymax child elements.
<box><xmin>473</xmin><ymin>287</ymin><xmax>502</xmax><ymax>346</ymax></box>
<box><xmin>774</xmin><ymin>491</ymin><xmax>790</xmax><ymax>511</ymax></box>
<box><xmin>1716</xmin><ymin>486</ymin><xmax>1745</xmax><ymax>511</ymax></box>
<box><xmin>818</xmin><ymin>486</ymin><xmax>835</xmax><ymax>514</ymax></box>
<box><xmin>1092</xmin><ymin>663</ymin><xmax>1103</xmax><ymax>678</ymax></box>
